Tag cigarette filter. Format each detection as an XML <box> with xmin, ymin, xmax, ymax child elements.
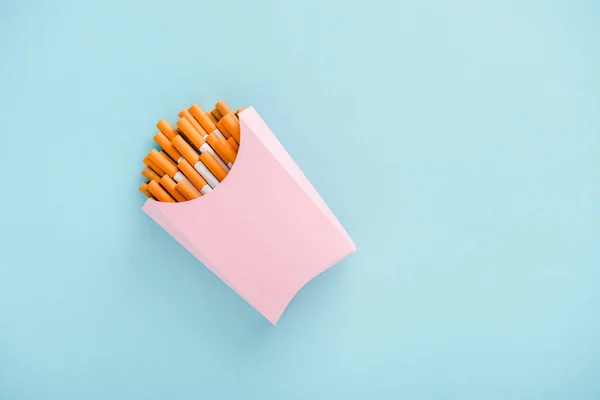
<box><xmin>171</xmin><ymin>135</ymin><xmax>219</xmax><ymax>189</ymax></box>
<box><xmin>142</xmin><ymin>167</ymin><xmax>161</xmax><ymax>182</ymax></box>
<box><xmin>154</xmin><ymin>132</ymin><xmax>184</xmax><ymax>163</ymax></box>
<box><xmin>179</xmin><ymin>109</ymin><xmax>207</xmax><ymax>138</ymax></box>
<box><xmin>157</xmin><ymin>119</ymin><xmax>178</xmax><ymax>140</ymax></box>
<box><xmin>227</xmin><ymin>137</ymin><xmax>239</xmax><ymax>152</ymax></box>
<box><xmin>139</xmin><ymin>182</ymin><xmax>152</xmax><ymax>197</ymax></box>
<box><xmin>143</xmin><ymin>156</ymin><xmax>165</xmax><ymax>177</ymax></box>
<box><xmin>218</xmin><ymin>113</ymin><xmax>240</xmax><ymax>144</ymax></box>
<box><xmin>206</xmin><ymin>133</ymin><xmax>234</xmax><ymax>167</ymax></box>
<box><xmin>211</xmin><ymin>108</ymin><xmax>223</xmax><ymax>121</ymax></box>
<box><xmin>147</xmin><ymin>180</ymin><xmax>175</xmax><ymax>202</ymax></box>
<box><xmin>178</xmin><ymin>159</ymin><xmax>212</xmax><ymax>195</ymax></box>
<box><xmin>206</xmin><ymin>111</ymin><xmax>218</xmax><ymax>124</ymax></box>
<box><xmin>199</xmin><ymin>152</ymin><xmax>228</xmax><ymax>182</ymax></box>
<box><xmin>148</xmin><ymin>149</ymin><xmax>199</xmax><ymax>194</ymax></box>
<box><xmin>215</xmin><ymin>100</ymin><xmax>232</xmax><ymax>117</ymax></box>
<box><xmin>159</xmin><ymin>175</ymin><xmax>187</xmax><ymax>202</ymax></box>
<box><xmin>176</xmin><ymin>118</ymin><xmax>204</xmax><ymax>149</ymax></box>
<box><xmin>190</xmin><ymin>104</ymin><xmax>225</xmax><ymax>139</ymax></box>
<box><xmin>175</xmin><ymin>180</ymin><xmax>201</xmax><ymax>200</ymax></box>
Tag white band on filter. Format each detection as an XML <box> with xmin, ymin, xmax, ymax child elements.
<box><xmin>199</xmin><ymin>143</ymin><xmax>229</xmax><ymax>172</ymax></box>
<box><xmin>177</xmin><ymin>156</ymin><xmax>184</xmax><ymax>163</ymax></box>
<box><xmin>212</xmin><ymin>129</ymin><xmax>225</xmax><ymax>140</ymax></box>
<box><xmin>193</xmin><ymin>162</ymin><xmax>219</xmax><ymax>189</ymax></box>
<box><xmin>227</xmin><ymin>162</ymin><xmax>233</xmax><ymax>168</ymax></box>
<box><xmin>173</xmin><ymin>172</ymin><xmax>201</xmax><ymax>195</ymax></box>
<box><xmin>200</xmin><ymin>184</ymin><xmax>212</xmax><ymax>195</ymax></box>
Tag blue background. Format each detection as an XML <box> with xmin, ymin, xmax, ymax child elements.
<box><xmin>1</xmin><ymin>0</ymin><xmax>599</xmax><ymax>398</ymax></box>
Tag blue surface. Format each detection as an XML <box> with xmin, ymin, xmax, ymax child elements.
<box><xmin>1</xmin><ymin>0</ymin><xmax>599</xmax><ymax>398</ymax></box>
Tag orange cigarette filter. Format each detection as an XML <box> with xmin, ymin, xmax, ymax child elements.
<box><xmin>208</xmin><ymin>134</ymin><xmax>237</xmax><ymax>164</ymax></box>
<box><xmin>178</xmin><ymin>159</ymin><xmax>208</xmax><ymax>191</ymax></box>
<box><xmin>219</xmin><ymin>113</ymin><xmax>240</xmax><ymax>144</ymax></box>
<box><xmin>189</xmin><ymin>104</ymin><xmax>217</xmax><ymax>134</ymax></box>
<box><xmin>175</xmin><ymin>181</ymin><xmax>200</xmax><ymax>200</ymax></box>
<box><xmin>139</xmin><ymin>182</ymin><xmax>152</xmax><ymax>197</ymax></box>
<box><xmin>211</xmin><ymin>107</ymin><xmax>223</xmax><ymax>121</ymax></box>
<box><xmin>215</xmin><ymin>116</ymin><xmax>231</xmax><ymax>139</ymax></box>
<box><xmin>148</xmin><ymin>148</ymin><xmax>178</xmax><ymax>178</ymax></box>
<box><xmin>147</xmin><ymin>180</ymin><xmax>175</xmax><ymax>202</ymax></box>
<box><xmin>142</xmin><ymin>166</ymin><xmax>161</xmax><ymax>182</ymax></box>
<box><xmin>157</xmin><ymin>119</ymin><xmax>178</xmax><ymax>140</ymax></box>
<box><xmin>206</xmin><ymin>111</ymin><xmax>218</xmax><ymax>124</ymax></box>
<box><xmin>160</xmin><ymin>150</ymin><xmax>176</xmax><ymax>166</ymax></box>
<box><xmin>234</xmin><ymin>107</ymin><xmax>244</xmax><ymax>115</ymax></box>
<box><xmin>215</xmin><ymin>119</ymin><xmax>231</xmax><ymax>139</ymax></box>
<box><xmin>143</xmin><ymin>156</ymin><xmax>166</xmax><ymax>177</ymax></box>
<box><xmin>179</xmin><ymin>109</ymin><xmax>207</xmax><ymax>137</ymax></box>
<box><xmin>200</xmin><ymin>152</ymin><xmax>228</xmax><ymax>182</ymax></box>
<box><xmin>154</xmin><ymin>132</ymin><xmax>183</xmax><ymax>162</ymax></box>
<box><xmin>207</xmin><ymin>133</ymin><xmax>235</xmax><ymax>164</ymax></box>
<box><xmin>159</xmin><ymin>175</ymin><xmax>186</xmax><ymax>202</ymax></box>
<box><xmin>172</xmin><ymin>135</ymin><xmax>200</xmax><ymax>164</ymax></box>
<box><xmin>227</xmin><ymin>136</ymin><xmax>239</xmax><ymax>152</ymax></box>
<box><xmin>215</xmin><ymin>100</ymin><xmax>233</xmax><ymax>117</ymax></box>
<box><xmin>176</xmin><ymin>118</ymin><xmax>205</xmax><ymax>149</ymax></box>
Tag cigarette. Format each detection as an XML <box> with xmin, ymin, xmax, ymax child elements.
<box><xmin>176</xmin><ymin>117</ymin><xmax>204</xmax><ymax>149</ymax></box>
<box><xmin>227</xmin><ymin>137</ymin><xmax>239</xmax><ymax>152</ymax></box>
<box><xmin>154</xmin><ymin>132</ymin><xmax>184</xmax><ymax>163</ymax></box>
<box><xmin>176</xmin><ymin>118</ymin><xmax>230</xmax><ymax>172</ymax></box>
<box><xmin>147</xmin><ymin>148</ymin><xmax>200</xmax><ymax>195</ymax></box>
<box><xmin>215</xmin><ymin>117</ymin><xmax>231</xmax><ymax>139</ymax></box>
<box><xmin>142</xmin><ymin>166</ymin><xmax>161</xmax><ymax>182</ymax></box>
<box><xmin>178</xmin><ymin>159</ymin><xmax>212</xmax><ymax>195</ymax></box>
<box><xmin>211</xmin><ymin>107</ymin><xmax>223</xmax><ymax>121</ymax></box>
<box><xmin>200</xmin><ymin>152</ymin><xmax>228</xmax><ymax>182</ymax></box>
<box><xmin>221</xmin><ymin>136</ymin><xmax>238</xmax><ymax>161</ymax></box>
<box><xmin>206</xmin><ymin>111</ymin><xmax>218</xmax><ymax>125</ymax></box>
<box><xmin>175</xmin><ymin>181</ymin><xmax>200</xmax><ymax>200</ymax></box>
<box><xmin>171</xmin><ymin>135</ymin><xmax>220</xmax><ymax>189</ymax></box>
<box><xmin>159</xmin><ymin>175</ymin><xmax>187</xmax><ymax>202</ymax></box>
<box><xmin>179</xmin><ymin>109</ymin><xmax>208</xmax><ymax>138</ymax></box>
<box><xmin>143</xmin><ymin>156</ymin><xmax>166</xmax><ymax>177</ymax></box>
<box><xmin>189</xmin><ymin>104</ymin><xmax>226</xmax><ymax>139</ymax></box>
<box><xmin>142</xmin><ymin>101</ymin><xmax>245</xmax><ymax>200</ymax></box>
<box><xmin>147</xmin><ymin>149</ymin><xmax>178</xmax><ymax>178</ymax></box>
<box><xmin>206</xmin><ymin>133</ymin><xmax>234</xmax><ymax>167</ymax></box>
<box><xmin>160</xmin><ymin>150</ymin><xmax>177</xmax><ymax>166</ymax></box>
<box><xmin>147</xmin><ymin>180</ymin><xmax>175</xmax><ymax>202</ymax></box>
<box><xmin>157</xmin><ymin>119</ymin><xmax>178</xmax><ymax>140</ymax></box>
<box><xmin>217</xmin><ymin>113</ymin><xmax>240</xmax><ymax>144</ymax></box>
<box><xmin>215</xmin><ymin>100</ymin><xmax>233</xmax><ymax>117</ymax></box>
<box><xmin>171</xmin><ymin>134</ymin><xmax>200</xmax><ymax>163</ymax></box>
<box><xmin>139</xmin><ymin>182</ymin><xmax>153</xmax><ymax>198</ymax></box>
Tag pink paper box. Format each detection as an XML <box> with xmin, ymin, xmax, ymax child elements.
<box><xmin>142</xmin><ymin>107</ymin><xmax>356</xmax><ymax>324</ymax></box>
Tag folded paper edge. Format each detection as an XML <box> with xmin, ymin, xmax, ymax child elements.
<box><xmin>240</xmin><ymin>108</ymin><xmax>356</xmax><ymax>250</ymax></box>
<box><xmin>268</xmin><ymin>244</ymin><xmax>358</xmax><ymax>325</ymax></box>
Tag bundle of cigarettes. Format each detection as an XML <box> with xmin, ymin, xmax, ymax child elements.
<box><xmin>139</xmin><ymin>100</ymin><xmax>243</xmax><ymax>202</ymax></box>
<box><xmin>139</xmin><ymin>102</ymin><xmax>357</xmax><ymax>323</ymax></box>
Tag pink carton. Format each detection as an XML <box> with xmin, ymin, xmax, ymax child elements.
<box><xmin>142</xmin><ymin>107</ymin><xmax>356</xmax><ymax>324</ymax></box>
